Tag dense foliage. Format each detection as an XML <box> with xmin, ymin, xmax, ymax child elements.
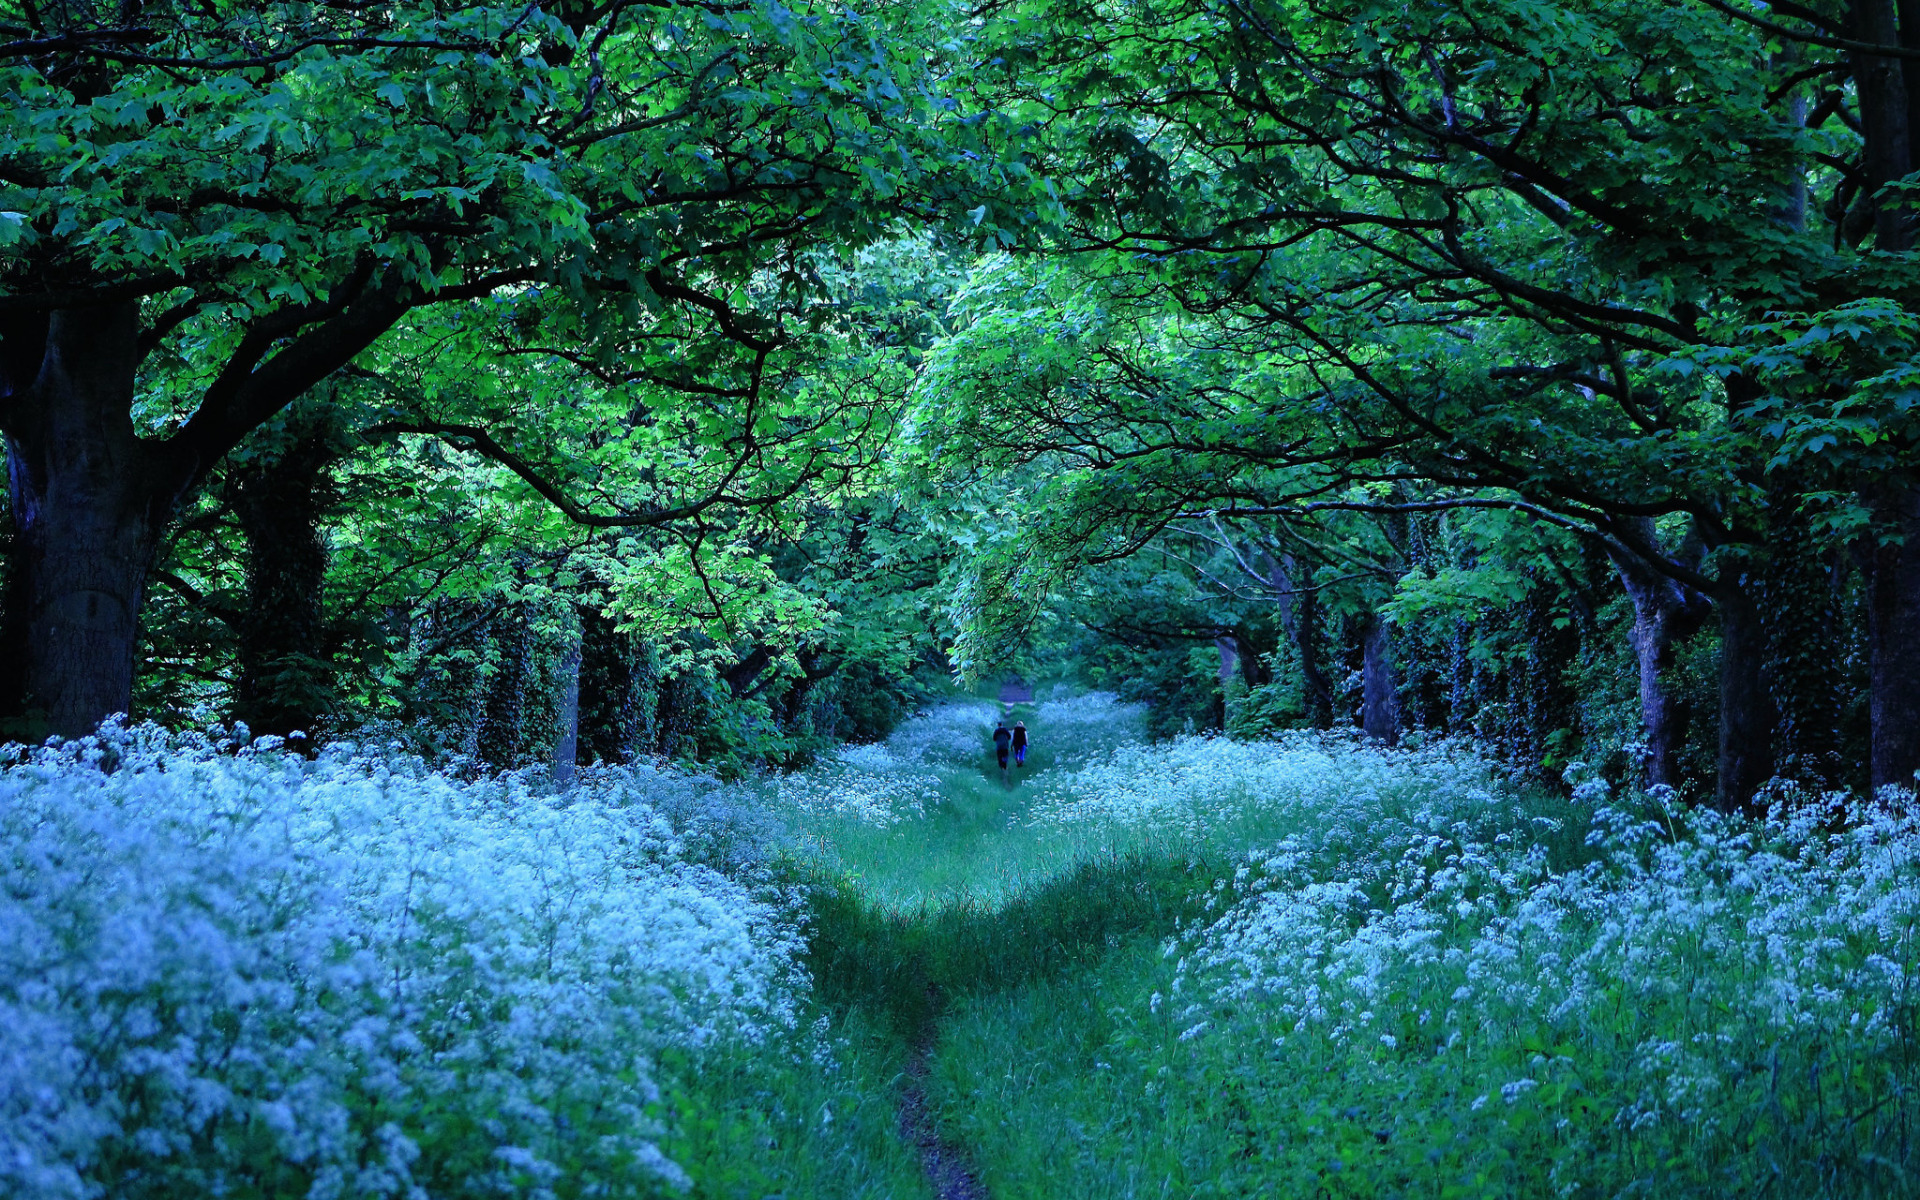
<box><xmin>4</xmin><ymin>0</ymin><xmax>1920</xmax><ymax>1194</ymax></box>
<box><xmin>2</xmin><ymin>0</ymin><xmax>1916</xmax><ymax>802</ymax></box>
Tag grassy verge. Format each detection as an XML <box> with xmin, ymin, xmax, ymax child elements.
<box><xmin>749</xmin><ymin>701</ymin><xmax>1920</xmax><ymax>1199</ymax></box>
<box><xmin>652</xmin><ymin>1007</ymin><xmax>932</xmax><ymax>1200</ymax></box>
<box><xmin>911</xmin><ymin>772</ymin><xmax>1920</xmax><ymax>1198</ymax></box>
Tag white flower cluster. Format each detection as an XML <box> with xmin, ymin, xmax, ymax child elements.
<box><xmin>1029</xmin><ymin>692</ymin><xmax>1148</xmax><ymax>766</ymax></box>
<box><xmin>773</xmin><ymin>757</ymin><xmax>942</xmax><ymax>828</ymax></box>
<box><xmin>771</xmin><ymin>701</ymin><xmax>1006</xmax><ymax>828</ymax></box>
<box><xmin>0</xmin><ymin>723</ymin><xmax>801</xmax><ymax>1200</ymax></box>
<box><xmin>879</xmin><ymin>700</ymin><xmax>1004</xmax><ymax>767</ymax></box>
<box><xmin>764</xmin><ymin>698</ymin><xmax>1006</xmax><ymax>829</ymax></box>
<box><xmin>1028</xmin><ymin>730</ymin><xmax>1501</xmax><ymax>840</ymax></box>
<box><xmin>1160</xmin><ymin>739</ymin><xmax>1919</xmax><ymax>1137</ymax></box>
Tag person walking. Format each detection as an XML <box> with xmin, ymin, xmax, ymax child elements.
<box><xmin>992</xmin><ymin>721</ymin><xmax>1013</xmax><ymax>772</ymax></box>
<box><xmin>1011</xmin><ymin>721</ymin><xmax>1028</xmax><ymax>767</ymax></box>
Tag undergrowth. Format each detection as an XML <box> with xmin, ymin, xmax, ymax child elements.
<box><xmin>8</xmin><ymin>697</ymin><xmax>1915</xmax><ymax>1197</ymax></box>
<box><xmin>789</xmin><ymin>697</ymin><xmax>1920</xmax><ymax>1198</ymax></box>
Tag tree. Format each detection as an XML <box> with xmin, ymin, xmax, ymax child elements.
<box><xmin>959</xmin><ymin>0</ymin><xmax>1920</xmax><ymax>803</ymax></box>
<box><xmin>0</xmin><ymin>0</ymin><xmax>1008</xmax><ymax>735</ymax></box>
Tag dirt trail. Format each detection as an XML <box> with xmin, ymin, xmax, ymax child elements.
<box><xmin>896</xmin><ymin>987</ymin><xmax>987</xmax><ymax>1200</ymax></box>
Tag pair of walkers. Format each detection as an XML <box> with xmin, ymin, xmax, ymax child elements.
<box><xmin>992</xmin><ymin>720</ymin><xmax>1028</xmax><ymax>770</ymax></box>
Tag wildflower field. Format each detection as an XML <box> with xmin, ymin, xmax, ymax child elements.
<box><xmin>5</xmin><ymin>698</ymin><xmax>1916</xmax><ymax>1198</ymax></box>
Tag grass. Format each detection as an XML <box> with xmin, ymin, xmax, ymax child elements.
<box><xmin>780</xmin><ymin>697</ymin><xmax>1157</xmax><ymax>908</ymax></box>
<box><xmin>766</xmin><ymin>697</ymin><xmax>1920</xmax><ymax>1199</ymax></box>
<box><xmin>651</xmin><ymin>1008</ymin><xmax>932</xmax><ymax>1200</ymax></box>
<box><xmin>45</xmin><ymin>700</ymin><xmax>1906</xmax><ymax>1198</ymax></box>
<box><xmin>517</xmin><ymin>692</ymin><xmax>1920</xmax><ymax>1198</ymax></box>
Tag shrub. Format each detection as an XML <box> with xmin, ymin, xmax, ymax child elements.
<box><xmin>0</xmin><ymin>723</ymin><xmax>802</xmax><ymax>1200</ymax></box>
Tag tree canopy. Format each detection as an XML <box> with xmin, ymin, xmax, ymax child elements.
<box><xmin>2</xmin><ymin>0</ymin><xmax>1918</xmax><ymax>806</ymax></box>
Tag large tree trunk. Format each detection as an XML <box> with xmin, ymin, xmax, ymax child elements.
<box><xmin>0</xmin><ymin>474</ymin><xmax>27</xmax><ymax>736</ymax></box>
<box><xmin>1267</xmin><ymin>552</ymin><xmax>1333</xmax><ymax>728</ymax></box>
<box><xmin>578</xmin><ymin>605</ymin><xmax>641</xmax><ymax>765</ymax></box>
<box><xmin>1215</xmin><ymin>634</ymin><xmax>1244</xmax><ymax>733</ymax></box>
<box><xmin>479</xmin><ymin>599</ymin><xmax>534</xmax><ymax>769</ymax></box>
<box><xmin>1867</xmin><ymin>482</ymin><xmax>1920</xmax><ymax>793</ymax></box>
<box><xmin>1214</xmin><ymin>635</ymin><xmax>1238</xmax><ymax>686</ymax></box>
<box><xmin>1849</xmin><ymin>2</ymin><xmax>1919</xmax><ymax>793</ymax></box>
<box><xmin>1854</xmin><ymin>0</ymin><xmax>1916</xmax><ymax>251</ymax></box>
<box><xmin>1359</xmin><ymin>615</ymin><xmax>1400</xmax><ymax>746</ymax></box>
<box><xmin>1757</xmin><ymin>502</ymin><xmax>1844</xmax><ymax>788</ymax></box>
<box><xmin>1</xmin><ymin>305</ymin><xmax>182</xmax><ymax>737</ymax></box>
<box><xmin>551</xmin><ymin>628</ymin><xmax>582</xmax><ymax>788</ymax></box>
<box><xmin>1296</xmin><ymin>584</ymin><xmax>1334</xmax><ymax>730</ymax></box>
<box><xmin>1608</xmin><ymin>538</ymin><xmax>1708</xmax><ymax>790</ymax></box>
<box><xmin>406</xmin><ymin>598</ymin><xmax>491</xmax><ymax>755</ymax></box>
<box><xmin>229</xmin><ymin>418</ymin><xmax>337</xmax><ymax>740</ymax></box>
<box><xmin>1213</xmin><ymin>629</ymin><xmax>1263</xmax><ymax>690</ymax></box>
<box><xmin>1715</xmin><ymin>587</ymin><xmax>1776</xmax><ymax>812</ymax></box>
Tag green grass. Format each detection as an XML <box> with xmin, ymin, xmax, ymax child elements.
<box><xmin>785</xmin><ymin>699</ymin><xmax>1159</xmax><ymax>909</ymax></box>
<box><xmin>652</xmin><ymin>1007</ymin><xmax>932</xmax><ymax>1200</ymax></box>
<box><xmin>696</xmin><ymin>701</ymin><xmax>1920</xmax><ymax>1199</ymax></box>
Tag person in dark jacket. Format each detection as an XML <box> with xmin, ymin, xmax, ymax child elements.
<box><xmin>1011</xmin><ymin>721</ymin><xmax>1028</xmax><ymax>767</ymax></box>
<box><xmin>992</xmin><ymin>721</ymin><xmax>1013</xmax><ymax>770</ymax></box>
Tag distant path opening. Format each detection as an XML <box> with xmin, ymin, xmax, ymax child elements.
<box><xmin>996</xmin><ymin>678</ymin><xmax>1032</xmax><ymax>705</ymax></box>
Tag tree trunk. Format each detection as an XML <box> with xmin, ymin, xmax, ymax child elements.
<box><xmin>1268</xmin><ymin>552</ymin><xmax>1333</xmax><ymax>728</ymax></box>
<box><xmin>1608</xmin><ymin>539</ymin><xmax>1708</xmax><ymax>790</ymax></box>
<box><xmin>1854</xmin><ymin>0</ymin><xmax>1916</xmax><ymax>250</ymax></box>
<box><xmin>1905</xmin><ymin>0</ymin><xmax>1920</xmax><ymax>185</ymax></box>
<box><xmin>1715</xmin><ymin>587</ymin><xmax>1776</xmax><ymax>811</ymax></box>
<box><xmin>1757</xmin><ymin>502</ymin><xmax>1844</xmax><ymax>788</ymax></box>
<box><xmin>1213</xmin><ymin>630</ymin><xmax>1262</xmax><ymax>690</ymax></box>
<box><xmin>1214</xmin><ymin>635</ymin><xmax>1237</xmax><ymax>685</ymax></box>
<box><xmin>0</xmin><ymin>474</ymin><xmax>27</xmax><ymax>736</ymax></box>
<box><xmin>552</xmin><ymin>628</ymin><xmax>582</xmax><ymax>788</ymax></box>
<box><xmin>229</xmin><ymin>419</ymin><xmax>337</xmax><ymax>740</ymax></box>
<box><xmin>406</xmin><ymin>598</ymin><xmax>491</xmax><ymax>754</ymax></box>
<box><xmin>1360</xmin><ymin>615</ymin><xmax>1400</xmax><ymax>746</ymax></box>
<box><xmin>578</xmin><ymin>605</ymin><xmax>640</xmax><ymax>764</ymax></box>
<box><xmin>1867</xmin><ymin>482</ymin><xmax>1920</xmax><ymax>793</ymax></box>
<box><xmin>1296</xmin><ymin>585</ymin><xmax>1333</xmax><ymax>729</ymax></box>
<box><xmin>1</xmin><ymin>304</ymin><xmax>182</xmax><ymax>737</ymax></box>
<box><xmin>479</xmin><ymin>600</ymin><xmax>534</xmax><ymax>769</ymax></box>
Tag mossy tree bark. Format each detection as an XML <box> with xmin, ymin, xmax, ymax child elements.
<box><xmin>228</xmin><ymin>414</ymin><xmax>341</xmax><ymax>740</ymax></box>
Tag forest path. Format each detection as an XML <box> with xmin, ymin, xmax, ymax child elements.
<box><xmin>801</xmin><ymin>694</ymin><xmax>1169</xmax><ymax>1200</ymax></box>
<box><xmin>995</xmin><ymin>677</ymin><xmax>1033</xmax><ymax>704</ymax></box>
<box><xmin>896</xmin><ymin>982</ymin><xmax>988</xmax><ymax>1200</ymax></box>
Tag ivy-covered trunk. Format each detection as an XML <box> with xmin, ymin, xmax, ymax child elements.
<box><xmin>1867</xmin><ymin>483</ymin><xmax>1920</xmax><ymax>793</ymax></box>
<box><xmin>479</xmin><ymin>600</ymin><xmax>534</xmax><ymax>769</ymax></box>
<box><xmin>0</xmin><ymin>304</ymin><xmax>185</xmax><ymax>737</ymax></box>
<box><xmin>1757</xmin><ymin>506</ymin><xmax>1844</xmax><ymax>788</ymax></box>
<box><xmin>1609</xmin><ymin>541</ymin><xmax>1707</xmax><ymax>790</ymax></box>
<box><xmin>229</xmin><ymin>417</ymin><xmax>338</xmax><ymax>739</ymax></box>
<box><xmin>551</xmin><ymin>628</ymin><xmax>582</xmax><ymax>787</ymax></box>
<box><xmin>578</xmin><ymin>606</ymin><xmax>642</xmax><ymax>765</ymax></box>
<box><xmin>1359</xmin><ymin>615</ymin><xmax>1399</xmax><ymax>746</ymax></box>
<box><xmin>1715</xmin><ymin>587</ymin><xmax>1776</xmax><ymax>812</ymax></box>
<box><xmin>406</xmin><ymin>598</ymin><xmax>491</xmax><ymax>754</ymax></box>
<box><xmin>1269</xmin><ymin>552</ymin><xmax>1332</xmax><ymax>729</ymax></box>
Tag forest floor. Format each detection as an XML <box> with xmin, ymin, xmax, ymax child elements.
<box><xmin>9</xmin><ymin>695</ymin><xmax>1913</xmax><ymax>1198</ymax></box>
<box><xmin>788</xmin><ymin>691</ymin><xmax>1179</xmax><ymax>1199</ymax></box>
<box><xmin>738</xmin><ymin>691</ymin><xmax>1920</xmax><ymax>1200</ymax></box>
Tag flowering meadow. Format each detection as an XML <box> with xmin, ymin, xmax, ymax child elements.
<box><xmin>0</xmin><ymin>722</ymin><xmax>920</xmax><ymax>1200</ymax></box>
<box><xmin>926</xmin><ymin>714</ymin><xmax>1920</xmax><ymax>1197</ymax></box>
<box><xmin>7</xmin><ymin>698</ymin><xmax>1916</xmax><ymax>1198</ymax></box>
<box><xmin>766</xmin><ymin>694</ymin><xmax>1154</xmax><ymax>906</ymax></box>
